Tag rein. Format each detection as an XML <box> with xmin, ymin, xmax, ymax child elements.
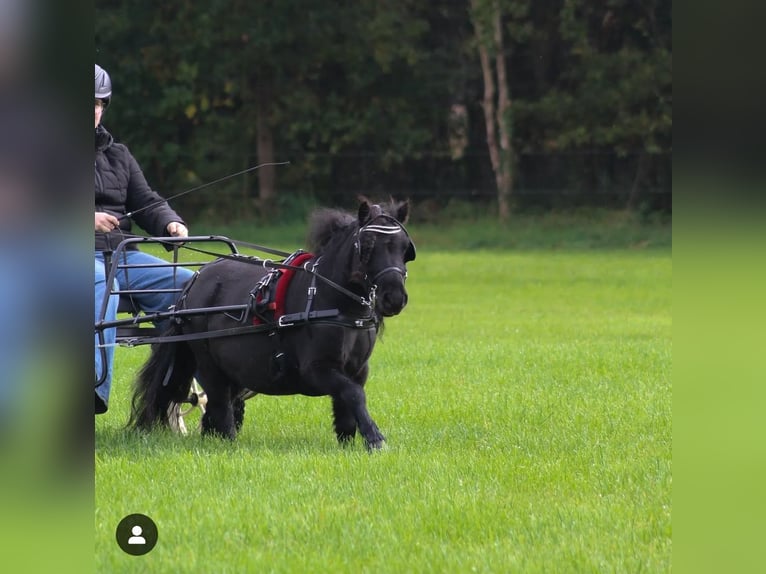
<box><xmin>102</xmin><ymin>210</ymin><xmax>413</xmax><ymax>347</ymax></box>
<box><xmin>111</xmin><ymin>233</ymin><xmax>376</xmax><ymax>309</ymax></box>
<box><xmin>115</xmin><ymin>209</ymin><xmax>414</xmax><ymax>309</ymax></box>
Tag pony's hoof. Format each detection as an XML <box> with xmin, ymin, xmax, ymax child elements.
<box><xmin>366</xmin><ymin>439</ymin><xmax>388</xmax><ymax>452</ymax></box>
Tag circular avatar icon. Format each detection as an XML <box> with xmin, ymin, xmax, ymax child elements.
<box><xmin>115</xmin><ymin>513</ymin><xmax>158</xmax><ymax>556</ymax></box>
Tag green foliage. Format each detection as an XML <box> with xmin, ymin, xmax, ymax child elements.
<box><xmin>523</xmin><ymin>0</ymin><xmax>670</xmax><ymax>152</ymax></box>
<box><xmin>96</xmin><ymin>248</ymin><xmax>671</xmax><ymax>572</ymax></box>
<box><xmin>96</xmin><ymin>0</ymin><xmax>671</xmax><ymax>217</ymax></box>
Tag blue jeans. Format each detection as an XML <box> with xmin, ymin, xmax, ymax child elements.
<box><xmin>95</xmin><ymin>250</ymin><xmax>194</xmax><ymax>413</ymax></box>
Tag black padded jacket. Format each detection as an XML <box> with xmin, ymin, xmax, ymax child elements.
<box><xmin>95</xmin><ymin>124</ymin><xmax>186</xmax><ymax>252</ymax></box>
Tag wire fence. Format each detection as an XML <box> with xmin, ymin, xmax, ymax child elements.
<box><xmin>149</xmin><ymin>149</ymin><xmax>672</xmax><ymax>221</ymax></box>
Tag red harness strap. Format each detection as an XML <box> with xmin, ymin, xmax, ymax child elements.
<box><xmin>273</xmin><ymin>252</ymin><xmax>314</xmax><ymax>320</ymax></box>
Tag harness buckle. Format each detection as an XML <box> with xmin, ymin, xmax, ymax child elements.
<box><xmin>365</xmin><ymin>285</ymin><xmax>377</xmax><ymax>308</ymax></box>
<box><xmin>278</xmin><ymin>315</ymin><xmax>294</xmax><ymax>328</ymax></box>
<box><xmin>307</xmin><ymin>286</ymin><xmax>317</xmax><ymax>296</ymax></box>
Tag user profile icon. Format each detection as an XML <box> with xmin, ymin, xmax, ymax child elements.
<box><xmin>116</xmin><ymin>514</ymin><xmax>158</xmax><ymax>556</ymax></box>
<box><xmin>128</xmin><ymin>525</ymin><xmax>146</xmax><ymax>545</ymax></box>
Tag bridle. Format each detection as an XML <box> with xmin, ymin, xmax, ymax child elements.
<box><xmin>356</xmin><ymin>213</ymin><xmax>416</xmax><ymax>285</ymax></box>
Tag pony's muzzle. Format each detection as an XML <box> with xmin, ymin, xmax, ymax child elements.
<box><xmin>379</xmin><ymin>288</ymin><xmax>408</xmax><ymax>316</ymax></box>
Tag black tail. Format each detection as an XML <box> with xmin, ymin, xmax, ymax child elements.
<box><xmin>129</xmin><ymin>328</ymin><xmax>197</xmax><ymax>431</ymax></box>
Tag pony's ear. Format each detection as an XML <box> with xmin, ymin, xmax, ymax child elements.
<box><xmin>394</xmin><ymin>199</ymin><xmax>410</xmax><ymax>224</ymax></box>
<box><xmin>358</xmin><ymin>198</ymin><xmax>371</xmax><ymax>223</ymax></box>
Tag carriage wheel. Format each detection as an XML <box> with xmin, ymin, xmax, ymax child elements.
<box><xmin>167</xmin><ymin>379</ymin><xmax>207</xmax><ymax>435</ymax></box>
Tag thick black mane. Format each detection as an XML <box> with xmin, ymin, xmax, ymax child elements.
<box><xmin>306</xmin><ymin>208</ymin><xmax>356</xmax><ymax>255</ymax></box>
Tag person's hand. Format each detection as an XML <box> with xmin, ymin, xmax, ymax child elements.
<box><xmin>167</xmin><ymin>221</ymin><xmax>188</xmax><ymax>238</ymax></box>
<box><xmin>95</xmin><ymin>212</ymin><xmax>120</xmax><ymax>232</ymax></box>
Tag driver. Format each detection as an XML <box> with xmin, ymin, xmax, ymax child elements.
<box><xmin>95</xmin><ymin>63</ymin><xmax>194</xmax><ymax>414</ymax></box>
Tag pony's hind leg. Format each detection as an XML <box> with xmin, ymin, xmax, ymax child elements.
<box><xmin>201</xmin><ymin>390</ymin><xmax>236</xmax><ymax>439</ymax></box>
<box><xmin>199</xmin><ymin>378</ymin><xmax>238</xmax><ymax>440</ymax></box>
<box><xmin>331</xmin><ymin>396</ymin><xmax>357</xmax><ymax>445</ymax></box>
<box><xmin>232</xmin><ymin>395</ymin><xmax>246</xmax><ymax>433</ymax></box>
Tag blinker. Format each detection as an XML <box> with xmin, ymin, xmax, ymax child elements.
<box><xmin>405</xmin><ymin>240</ymin><xmax>416</xmax><ymax>262</ymax></box>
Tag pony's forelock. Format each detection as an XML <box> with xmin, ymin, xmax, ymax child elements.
<box><xmin>371</xmin><ymin>198</ymin><xmax>410</xmax><ymax>224</ymax></box>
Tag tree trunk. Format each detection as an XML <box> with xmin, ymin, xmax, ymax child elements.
<box><xmin>472</xmin><ymin>0</ymin><xmax>513</xmax><ymax>221</ymax></box>
<box><xmin>477</xmin><ymin>43</ymin><xmax>500</xmax><ymax>194</ymax></box>
<box><xmin>493</xmin><ymin>8</ymin><xmax>512</xmax><ymax>221</ymax></box>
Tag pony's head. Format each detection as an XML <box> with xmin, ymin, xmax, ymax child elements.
<box><xmin>307</xmin><ymin>197</ymin><xmax>416</xmax><ymax>317</ymax></box>
<box><xmin>352</xmin><ymin>198</ymin><xmax>415</xmax><ymax>317</ymax></box>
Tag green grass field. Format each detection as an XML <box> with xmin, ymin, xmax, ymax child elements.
<box><xmin>96</xmin><ymin>236</ymin><xmax>671</xmax><ymax>572</ymax></box>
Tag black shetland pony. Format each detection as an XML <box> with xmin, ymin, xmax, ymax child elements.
<box><xmin>129</xmin><ymin>198</ymin><xmax>415</xmax><ymax>450</ymax></box>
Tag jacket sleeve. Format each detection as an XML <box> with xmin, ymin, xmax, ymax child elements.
<box><xmin>124</xmin><ymin>151</ymin><xmax>187</xmax><ymax>236</ymax></box>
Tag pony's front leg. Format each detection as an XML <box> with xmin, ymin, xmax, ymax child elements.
<box><xmin>308</xmin><ymin>366</ymin><xmax>385</xmax><ymax>450</ymax></box>
<box><xmin>335</xmin><ymin>383</ymin><xmax>386</xmax><ymax>451</ymax></box>
<box><xmin>332</xmin><ymin>395</ymin><xmax>357</xmax><ymax>445</ymax></box>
